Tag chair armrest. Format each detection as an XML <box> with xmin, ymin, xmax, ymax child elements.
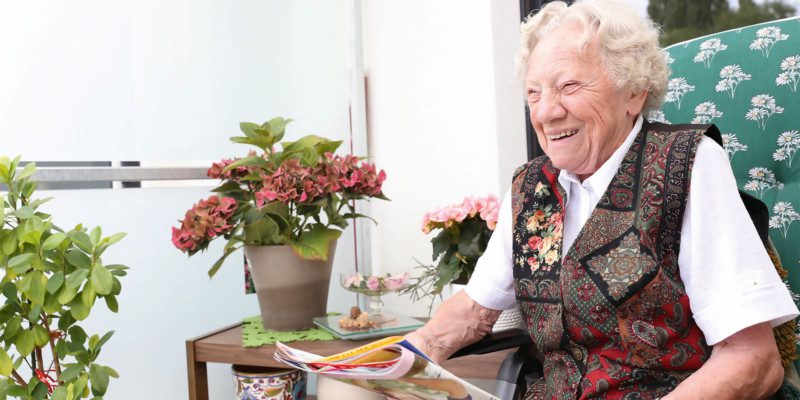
<box><xmin>448</xmin><ymin>328</ymin><xmax>531</xmax><ymax>358</ymax></box>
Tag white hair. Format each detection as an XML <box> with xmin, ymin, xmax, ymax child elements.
<box><xmin>515</xmin><ymin>0</ymin><xmax>669</xmax><ymax>113</ymax></box>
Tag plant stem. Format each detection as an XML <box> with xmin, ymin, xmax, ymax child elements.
<box><xmin>11</xmin><ymin>369</ymin><xmax>26</xmax><ymax>387</ymax></box>
<box><xmin>35</xmin><ymin>346</ymin><xmax>44</xmax><ymax>373</ymax></box>
<box><xmin>40</xmin><ymin>313</ymin><xmax>61</xmax><ymax>378</ymax></box>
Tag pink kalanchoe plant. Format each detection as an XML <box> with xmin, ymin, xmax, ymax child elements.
<box><xmin>171</xmin><ymin>117</ymin><xmax>388</xmax><ymax>277</ymax></box>
<box><xmin>404</xmin><ymin>195</ymin><xmax>500</xmax><ymax>312</ymax></box>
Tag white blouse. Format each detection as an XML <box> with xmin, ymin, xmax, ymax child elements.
<box><xmin>465</xmin><ymin>115</ymin><xmax>799</xmax><ymax>345</ymax></box>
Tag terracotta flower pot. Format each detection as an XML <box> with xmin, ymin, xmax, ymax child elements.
<box><xmin>244</xmin><ymin>242</ymin><xmax>336</xmax><ymax>331</ymax></box>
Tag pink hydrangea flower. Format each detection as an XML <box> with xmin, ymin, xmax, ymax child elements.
<box><xmin>171</xmin><ymin>195</ymin><xmax>238</xmax><ymax>254</ymax></box>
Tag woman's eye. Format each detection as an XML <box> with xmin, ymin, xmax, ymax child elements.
<box><xmin>527</xmin><ymin>89</ymin><xmax>541</xmax><ymax>101</ymax></box>
<box><xmin>561</xmin><ymin>82</ymin><xmax>580</xmax><ymax>92</ymax></box>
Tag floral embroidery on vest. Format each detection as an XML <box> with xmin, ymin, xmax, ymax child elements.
<box><xmin>511</xmin><ymin>121</ymin><xmax>715</xmax><ymax>400</ymax></box>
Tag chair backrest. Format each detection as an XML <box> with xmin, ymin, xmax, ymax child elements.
<box><xmin>653</xmin><ymin>17</ymin><xmax>800</xmax><ymax>368</ymax></box>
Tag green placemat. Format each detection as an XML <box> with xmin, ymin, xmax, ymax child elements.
<box><xmin>241</xmin><ymin>315</ymin><xmax>337</xmax><ymax>347</ymax></box>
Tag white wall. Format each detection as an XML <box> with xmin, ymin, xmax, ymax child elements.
<box><xmin>361</xmin><ymin>0</ymin><xmax>527</xmax><ymax>317</ymax></box>
<box><xmin>0</xmin><ymin>0</ymin><xmax>351</xmax><ymax>160</ymax></box>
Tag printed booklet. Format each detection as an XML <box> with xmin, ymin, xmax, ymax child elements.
<box><xmin>274</xmin><ymin>336</ymin><xmax>499</xmax><ymax>400</ymax></box>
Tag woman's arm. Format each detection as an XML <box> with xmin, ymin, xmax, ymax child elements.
<box><xmin>405</xmin><ymin>290</ymin><xmax>502</xmax><ymax>364</ymax></box>
<box><xmin>663</xmin><ymin>322</ymin><xmax>783</xmax><ymax>399</ymax></box>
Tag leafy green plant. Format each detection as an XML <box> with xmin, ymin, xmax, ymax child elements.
<box><xmin>0</xmin><ymin>157</ymin><xmax>127</xmax><ymax>399</ymax></box>
<box><xmin>171</xmin><ymin>117</ymin><xmax>387</xmax><ymax>276</ymax></box>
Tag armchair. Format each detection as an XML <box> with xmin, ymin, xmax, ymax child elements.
<box><xmin>452</xmin><ymin>16</ymin><xmax>800</xmax><ymax>399</ymax></box>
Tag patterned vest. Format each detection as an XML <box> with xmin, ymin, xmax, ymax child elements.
<box><xmin>511</xmin><ymin>122</ymin><xmax>715</xmax><ymax>399</ymax></box>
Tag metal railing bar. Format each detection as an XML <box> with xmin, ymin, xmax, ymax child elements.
<box><xmin>31</xmin><ymin>167</ymin><xmax>210</xmax><ymax>182</ymax></box>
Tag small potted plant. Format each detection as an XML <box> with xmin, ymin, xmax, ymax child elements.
<box><xmin>0</xmin><ymin>157</ymin><xmax>127</xmax><ymax>398</ymax></box>
<box><xmin>171</xmin><ymin>117</ymin><xmax>387</xmax><ymax>330</ymax></box>
<box><xmin>402</xmin><ymin>195</ymin><xmax>500</xmax><ymax>313</ymax></box>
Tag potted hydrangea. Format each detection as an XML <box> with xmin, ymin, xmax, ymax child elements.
<box><xmin>171</xmin><ymin>117</ymin><xmax>387</xmax><ymax>330</ymax></box>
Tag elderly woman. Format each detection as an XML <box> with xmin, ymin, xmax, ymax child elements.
<box><xmin>406</xmin><ymin>1</ymin><xmax>799</xmax><ymax>399</ymax></box>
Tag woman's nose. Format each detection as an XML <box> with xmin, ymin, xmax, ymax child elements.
<box><xmin>534</xmin><ymin>92</ymin><xmax>567</xmax><ymax>124</ymax></box>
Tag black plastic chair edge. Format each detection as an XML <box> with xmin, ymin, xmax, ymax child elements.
<box><xmin>449</xmin><ymin>328</ymin><xmax>531</xmax><ymax>358</ymax></box>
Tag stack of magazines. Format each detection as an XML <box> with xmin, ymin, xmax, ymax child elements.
<box><xmin>274</xmin><ymin>336</ymin><xmax>499</xmax><ymax>400</ymax></box>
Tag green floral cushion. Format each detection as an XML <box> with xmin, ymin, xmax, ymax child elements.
<box><xmin>653</xmin><ymin>17</ymin><xmax>800</xmax><ymax>369</ymax></box>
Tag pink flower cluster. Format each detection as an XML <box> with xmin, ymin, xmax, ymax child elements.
<box><xmin>171</xmin><ymin>196</ymin><xmax>237</xmax><ymax>253</ymax></box>
<box><xmin>254</xmin><ymin>154</ymin><xmax>386</xmax><ymax>208</ymax></box>
<box><xmin>421</xmin><ymin>195</ymin><xmax>500</xmax><ymax>234</ymax></box>
<box><xmin>207</xmin><ymin>155</ymin><xmax>254</xmax><ymax>181</ymax></box>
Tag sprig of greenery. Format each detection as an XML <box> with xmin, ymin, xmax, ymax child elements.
<box><xmin>0</xmin><ymin>157</ymin><xmax>127</xmax><ymax>399</ymax></box>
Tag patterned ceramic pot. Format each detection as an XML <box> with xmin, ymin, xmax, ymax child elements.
<box><xmin>232</xmin><ymin>365</ymin><xmax>306</xmax><ymax>400</ymax></box>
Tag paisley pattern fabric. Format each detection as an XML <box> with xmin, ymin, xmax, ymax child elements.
<box><xmin>654</xmin><ymin>17</ymin><xmax>800</xmax><ymax>372</ymax></box>
<box><xmin>512</xmin><ymin>122</ymin><xmax>712</xmax><ymax>399</ymax></box>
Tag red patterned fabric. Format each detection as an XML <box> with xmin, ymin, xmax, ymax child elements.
<box><xmin>512</xmin><ymin>122</ymin><xmax>714</xmax><ymax>399</ymax></box>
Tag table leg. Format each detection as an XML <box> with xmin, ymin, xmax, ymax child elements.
<box><xmin>187</xmin><ymin>340</ymin><xmax>209</xmax><ymax>400</ymax></box>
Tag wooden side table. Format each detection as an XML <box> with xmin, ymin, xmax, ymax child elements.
<box><xmin>186</xmin><ymin>323</ymin><xmax>512</xmax><ymax>400</ymax></box>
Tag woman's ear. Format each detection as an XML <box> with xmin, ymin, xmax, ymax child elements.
<box><xmin>627</xmin><ymin>89</ymin><xmax>648</xmax><ymax>116</ymax></box>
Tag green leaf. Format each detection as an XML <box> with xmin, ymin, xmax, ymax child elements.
<box><xmin>32</xmin><ymin>325</ymin><xmax>49</xmax><ymax>347</ymax></box>
<box><xmin>314</xmin><ymin>139</ymin><xmax>342</xmax><ymax>156</ymax></box>
<box><xmin>225</xmin><ymin>156</ymin><xmax>267</xmax><ymax>171</ymax></box>
<box><xmin>69</xmin><ymin>326</ymin><xmax>87</xmax><ymax>345</ymax></box>
<box><xmin>27</xmin><ymin>197</ymin><xmax>54</xmax><ymax>210</ymax></box>
<box><xmin>281</xmin><ymin>134</ymin><xmax>329</xmax><ymax>154</ymax></box>
<box><xmin>43</xmin><ymin>292</ymin><xmax>61</xmax><ymax>314</ymax></box>
<box><xmin>50</xmin><ymin>386</ymin><xmax>68</xmax><ymax>400</ymax></box>
<box><xmin>12</xmin><ymin>206</ymin><xmax>34</xmax><ymax>219</ymax></box>
<box><xmin>95</xmin><ymin>331</ymin><xmax>113</xmax><ymax>352</ymax></box>
<box><xmin>210</xmin><ymin>181</ymin><xmax>243</xmax><ymax>194</ymax></box>
<box><xmin>27</xmin><ymin>303</ymin><xmax>42</xmax><ymax>323</ymax></box>
<box><xmin>0</xmin><ymin>347</ymin><xmax>12</xmax><ymax>376</ymax></box>
<box><xmin>81</xmin><ymin>281</ymin><xmax>96</xmax><ymax>308</ymax></box>
<box><xmin>68</xmin><ymin>298</ymin><xmax>90</xmax><ymax>321</ymax></box>
<box><xmin>207</xmin><ymin>245</ymin><xmax>240</xmax><ymax>278</ymax></box>
<box><xmin>266</xmin><ymin>117</ymin><xmax>292</xmax><ymax>142</ymax></box>
<box><xmin>431</xmin><ymin>231</ymin><xmax>452</xmax><ymax>261</ymax></box>
<box><xmin>103</xmin><ymin>366</ymin><xmax>119</xmax><ymax>378</ymax></box>
<box><xmin>65</xmin><ymin>250</ymin><xmax>91</xmax><ymax>270</ymax></box>
<box><xmin>287</xmin><ymin>226</ymin><xmax>342</xmax><ymax>261</ymax></box>
<box><xmin>1</xmin><ymin>282</ymin><xmax>18</xmax><ymax>303</ymax></box>
<box><xmin>239</xmin><ymin>122</ymin><xmax>261</xmax><ymax>138</ymax></box>
<box><xmin>21</xmin><ymin>216</ymin><xmax>44</xmax><ymax>245</ymax></box>
<box><xmin>16</xmin><ymin>162</ymin><xmax>36</xmax><ymax>181</ymax></box>
<box><xmin>60</xmin><ymin>364</ymin><xmax>83</xmax><ymax>383</ymax></box>
<box><xmin>89</xmin><ymin>227</ymin><xmax>101</xmax><ymax>247</ymax></box>
<box><xmin>88</xmin><ymin>334</ymin><xmax>99</xmax><ymax>352</ymax></box>
<box><xmin>57</xmin><ymin>285</ymin><xmax>79</xmax><ymax>305</ymax></box>
<box><xmin>5</xmin><ymin>316</ymin><xmax>21</xmax><ymax>339</ymax></box>
<box><xmin>1</xmin><ymin>233</ymin><xmax>17</xmax><ymax>256</ymax></box>
<box><xmin>46</xmin><ymin>272</ymin><xmax>65</xmax><ymax>294</ymax></box>
<box><xmin>89</xmin><ymin>364</ymin><xmax>109</xmax><ymax>396</ymax></box>
<box><xmin>229</xmin><ymin>136</ymin><xmax>273</xmax><ymax>151</ymax></box>
<box><xmin>28</xmin><ymin>271</ymin><xmax>45</xmax><ymax>305</ymax></box>
<box><xmin>103</xmin><ymin>232</ymin><xmax>126</xmax><ymax>246</ymax></box>
<box><xmin>7</xmin><ymin>253</ymin><xmax>34</xmax><ymax>271</ymax></box>
<box><xmin>104</xmin><ymin>295</ymin><xmax>118</xmax><ymax>313</ymax></box>
<box><xmin>90</xmin><ymin>264</ymin><xmax>113</xmax><ymax>296</ymax></box>
<box><xmin>42</xmin><ymin>233</ymin><xmax>68</xmax><ymax>251</ymax></box>
<box><xmin>65</xmin><ymin>269</ymin><xmax>90</xmax><ymax>290</ymax></box>
<box><xmin>68</xmin><ymin>232</ymin><xmax>92</xmax><ymax>254</ymax></box>
<box><xmin>243</xmin><ymin>217</ymin><xmax>281</xmax><ymax>245</ymax></box>
<box><xmin>15</xmin><ymin>330</ymin><xmax>34</xmax><ymax>356</ymax></box>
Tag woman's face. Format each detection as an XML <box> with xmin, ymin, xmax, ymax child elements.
<box><xmin>525</xmin><ymin>22</ymin><xmax>646</xmax><ymax>180</ymax></box>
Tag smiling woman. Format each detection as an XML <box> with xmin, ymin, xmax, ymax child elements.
<box><xmin>405</xmin><ymin>1</ymin><xmax>798</xmax><ymax>399</ymax></box>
